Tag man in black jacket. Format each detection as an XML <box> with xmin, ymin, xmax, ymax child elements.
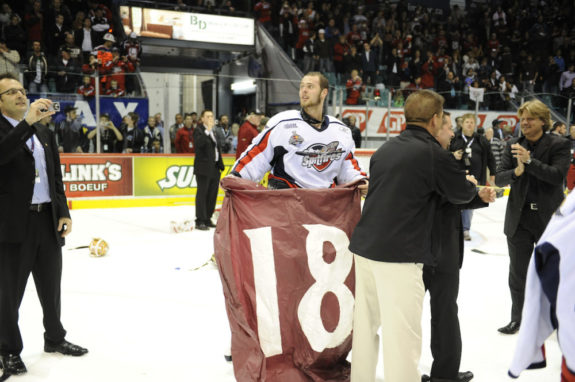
<box><xmin>193</xmin><ymin>109</ymin><xmax>224</xmax><ymax>230</ymax></box>
<box><xmin>495</xmin><ymin>99</ymin><xmax>571</xmax><ymax>335</ymax></box>
<box><xmin>349</xmin><ymin>90</ymin><xmax>477</xmax><ymax>382</ymax></box>
<box><xmin>422</xmin><ymin>111</ymin><xmax>495</xmax><ymax>382</ymax></box>
<box><xmin>0</xmin><ymin>73</ymin><xmax>87</xmax><ymax>378</ymax></box>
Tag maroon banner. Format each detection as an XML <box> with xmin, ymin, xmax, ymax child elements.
<box><xmin>214</xmin><ymin>177</ymin><xmax>362</xmax><ymax>382</ymax></box>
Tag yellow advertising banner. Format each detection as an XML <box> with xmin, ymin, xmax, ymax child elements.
<box><xmin>133</xmin><ymin>155</ymin><xmax>235</xmax><ymax>196</ymax></box>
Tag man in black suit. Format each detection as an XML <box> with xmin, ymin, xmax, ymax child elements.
<box><xmin>349</xmin><ymin>90</ymin><xmax>477</xmax><ymax>381</ymax></box>
<box><xmin>0</xmin><ymin>73</ymin><xmax>87</xmax><ymax>377</ymax></box>
<box><xmin>193</xmin><ymin>109</ymin><xmax>224</xmax><ymax>230</ymax></box>
<box><xmin>495</xmin><ymin>99</ymin><xmax>571</xmax><ymax>335</ymax></box>
<box><xmin>422</xmin><ymin>111</ymin><xmax>495</xmax><ymax>382</ymax></box>
<box><xmin>361</xmin><ymin>42</ymin><xmax>379</xmax><ymax>86</ymax></box>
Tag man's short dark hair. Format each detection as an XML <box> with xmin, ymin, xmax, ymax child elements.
<box><xmin>200</xmin><ymin>109</ymin><xmax>213</xmax><ymax>118</ymax></box>
<box><xmin>304</xmin><ymin>72</ymin><xmax>329</xmax><ymax>91</ymax></box>
<box><xmin>551</xmin><ymin>121</ymin><xmax>564</xmax><ymax>132</ymax></box>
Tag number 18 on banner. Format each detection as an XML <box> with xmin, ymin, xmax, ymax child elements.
<box><xmin>245</xmin><ymin>224</ymin><xmax>355</xmax><ymax>356</ymax></box>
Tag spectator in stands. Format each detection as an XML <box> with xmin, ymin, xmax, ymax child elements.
<box><xmin>175</xmin><ymin>113</ymin><xmax>195</xmax><ymax>153</ymax></box>
<box><xmin>236</xmin><ymin>110</ymin><xmax>263</xmax><ymax>159</ymax></box>
<box><xmin>24</xmin><ymin>0</ymin><xmax>43</xmax><ymax>48</ymax></box>
<box><xmin>77</xmin><ymin>74</ymin><xmax>95</xmax><ymax>98</ymax></box>
<box><xmin>491</xmin><ymin>119</ymin><xmax>505</xmax><ymax>141</ymax></box>
<box><xmin>90</xmin><ymin>7</ymin><xmax>109</xmax><ymax>46</ymax></box>
<box><xmin>0</xmin><ymin>38</ymin><xmax>20</xmax><ymax>77</ymax></box>
<box><xmin>550</xmin><ymin>121</ymin><xmax>567</xmax><ymax>137</ymax></box>
<box><xmin>122</xmin><ymin>32</ymin><xmax>142</xmax><ymax>67</ymax></box>
<box><xmin>542</xmin><ymin>55</ymin><xmax>561</xmax><ymax>95</ymax></box>
<box><xmin>343</xmin><ymin>44</ymin><xmax>362</xmax><ymax>78</ymax></box>
<box><xmin>25</xmin><ymin>41</ymin><xmax>48</xmax><ymax>93</ymax></box>
<box><xmin>421</xmin><ymin>50</ymin><xmax>438</xmax><ymax>89</ymax></box>
<box><xmin>169</xmin><ymin>113</ymin><xmax>184</xmax><ymax>153</ymax></box>
<box><xmin>214</xmin><ymin>114</ymin><xmax>233</xmax><ymax>154</ymax></box>
<box><xmin>253</xmin><ymin>0</ymin><xmax>272</xmax><ymax>32</ymax></box>
<box><xmin>4</xmin><ymin>13</ymin><xmax>26</xmax><ymax>61</ymax></box>
<box><xmin>333</xmin><ymin>35</ymin><xmax>350</xmax><ymax>84</ymax></box>
<box><xmin>120</xmin><ymin>112</ymin><xmax>145</xmax><ymax>153</ymax></box>
<box><xmin>70</xmin><ymin>10</ymin><xmax>85</xmax><ymax>34</ymax></box>
<box><xmin>75</xmin><ymin>17</ymin><xmax>96</xmax><ymax>62</ymax></box>
<box><xmin>315</xmin><ymin>29</ymin><xmax>334</xmax><ymax>74</ymax></box>
<box><xmin>278</xmin><ymin>5</ymin><xmax>297</xmax><ymax>60</ymax></box>
<box><xmin>560</xmin><ymin>64</ymin><xmax>575</xmax><ymax>93</ymax></box>
<box><xmin>361</xmin><ymin>42</ymin><xmax>378</xmax><ymax>86</ymax></box>
<box><xmin>105</xmin><ymin>79</ymin><xmax>125</xmax><ymax>98</ymax></box>
<box><xmin>108</xmin><ymin>47</ymin><xmax>135</xmax><ymax>94</ymax></box>
<box><xmin>437</xmin><ymin>70</ymin><xmax>461</xmax><ymax>109</ymax></box>
<box><xmin>386</xmin><ymin>47</ymin><xmax>402</xmax><ymax>88</ymax></box>
<box><xmin>230</xmin><ymin>122</ymin><xmax>239</xmax><ymax>153</ymax></box>
<box><xmin>46</xmin><ymin>0</ymin><xmax>72</xmax><ymax>27</ymax></box>
<box><xmin>86</xmin><ymin>113</ymin><xmax>122</xmax><ymax>153</ymax></box>
<box><xmin>345</xmin><ymin>69</ymin><xmax>364</xmax><ymax>105</ymax></box>
<box><xmin>61</xmin><ymin>32</ymin><xmax>82</xmax><ymax>64</ymax></box>
<box><xmin>295</xmin><ymin>19</ymin><xmax>310</xmax><ymax>63</ymax></box>
<box><xmin>150</xmin><ymin>139</ymin><xmax>163</xmax><ymax>153</ymax></box>
<box><xmin>520</xmin><ymin>54</ymin><xmax>538</xmax><ymax>93</ymax></box>
<box><xmin>302</xmin><ymin>30</ymin><xmax>317</xmax><ymax>74</ymax></box>
<box><xmin>154</xmin><ymin>113</ymin><xmax>163</xmax><ymax>130</ymax></box>
<box><xmin>485</xmin><ymin>127</ymin><xmax>504</xmax><ymax>169</ymax></box>
<box><xmin>345</xmin><ymin>114</ymin><xmax>362</xmax><ymax>148</ymax></box>
<box><xmin>0</xmin><ymin>3</ymin><xmax>12</xmax><ymax>28</ymax></box>
<box><xmin>54</xmin><ymin>46</ymin><xmax>80</xmax><ymax>93</ymax></box>
<box><xmin>143</xmin><ymin>115</ymin><xmax>163</xmax><ymax>152</ymax></box>
<box><xmin>57</xmin><ymin>105</ymin><xmax>86</xmax><ymax>153</ymax></box>
<box><xmin>47</xmin><ymin>14</ymin><xmax>68</xmax><ymax>58</ymax></box>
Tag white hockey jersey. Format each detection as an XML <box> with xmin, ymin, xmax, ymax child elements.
<box><xmin>508</xmin><ymin>190</ymin><xmax>575</xmax><ymax>380</ymax></box>
<box><xmin>232</xmin><ymin>110</ymin><xmax>366</xmax><ymax>189</ymax></box>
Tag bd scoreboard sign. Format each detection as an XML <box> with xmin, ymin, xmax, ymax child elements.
<box><xmin>214</xmin><ymin>177</ymin><xmax>361</xmax><ymax>381</ymax></box>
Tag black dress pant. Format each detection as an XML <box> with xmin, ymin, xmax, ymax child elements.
<box><xmin>423</xmin><ymin>266</ymin><xmax>461</xmax><ymax>379</ymax></box>
<box><xmin>506</xmin><ymin>208</ymin><xmax>545</xmax><ymax>322</ymax></box>
<box><xmin>195</xmin><ymin>174</ymin><xmax>220</xmax><ymax>225</ymax></box>
<box><xmin>0</xmin><ymin>208</ymin><xmax>66</xmax><ymax>355</ymax></box>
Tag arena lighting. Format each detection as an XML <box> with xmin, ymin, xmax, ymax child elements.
<box><xmin>231</xmin><ymin>80</ymin><xmax>256</xmax><ymax>91</ymax></box>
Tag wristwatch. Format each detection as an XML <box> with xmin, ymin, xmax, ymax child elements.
<box><xmin>525</xmin><ymin>157</ymin><xmax>532</xmax><ymax>165</ymax></box>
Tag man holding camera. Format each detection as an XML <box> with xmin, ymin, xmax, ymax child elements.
<box><xmin>0</xmin><ymin>73</ymin><xmax>87</xmax><ymax>378</ymax></box>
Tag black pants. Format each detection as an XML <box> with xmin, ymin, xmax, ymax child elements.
<box><xmin>506</xmin><ymin>208</ymin><xmax>545</xmax><ymax>322</ymax></box>
<box><xmin>195</xmin><ymin>174</ymin><xmax>220</xmax><ymax>225</ymax></box>
<box><xmin>0</xmin><ymin>208</ymin><xmax>66</xmax><ymax>355</ymax></box>
<box><xmin>423</xmin><ymin>266</ymin><xmax>461</xmax><ymax>379</ymax></box>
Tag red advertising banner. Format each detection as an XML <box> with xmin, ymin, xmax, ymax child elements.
<box><xmin>214</xmin><ymin>177</ymin><xmax>362</xmax><ymax>382</ymax></box>
<box><xmin>60</xmin><ymin>155</ymin><xmax>133</xmax><ymax>198</ymax></box>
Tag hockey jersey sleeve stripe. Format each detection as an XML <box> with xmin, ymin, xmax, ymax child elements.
<box><xmin>346</xmin><ymin>152</ymin><xmax>368</xmax><ymax>177</ymax></box>
<box><xmin>233</xmin><ymin>128</ymin><xmax>274</xmax><ymax>173</ymax></box>
<box><xmin>563</xmin><ymin>357</ymin><xmax>575</xmax><ymax>382</ymax></box>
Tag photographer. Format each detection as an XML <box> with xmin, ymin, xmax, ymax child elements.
<box><xmin>86</xmin><ymin>113</ymin><xmax>122</xmax><ymax>153</ymax></box>
<box><xmin>450</xmin><ymin>113</ymin><xmax>496</xmax><ymax>241</ymax></box>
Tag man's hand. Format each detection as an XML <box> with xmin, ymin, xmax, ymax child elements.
<box><xmin>511</xmin><ymin>143</ymin><xmax>531</xmax><ymax>164</ymax></box>
<box><xmin>25</xmin><ymin>98</ymin><xmax>56</xmax><ymax>125</ymax></box>
<box><xmin>478</xmin><ymin>187</ymin><xmax>496</xmax><ymax>203</ymax></box>
<box><xmin>466</xmin><ymin>174</ymin><xmax>478</xmax><ymax>185</ymax></box>
<box><xmin>358</xmin><ymin>180</ymin><xmax>369</xmax><ymax>197</ymax></box>
<box><xmin>58</xmin><ymin>217</ymin><xmax>72</xmax><ymax>237</ymax></box>
<box><xmin>453</xmin><ymin>149</ymin><xmax>463</xmax><ymax>160</ymax></box>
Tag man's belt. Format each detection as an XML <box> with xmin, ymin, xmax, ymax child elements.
<box><xmin>29</xmin><ymin>203</ymin><xmax>51</xmax><ymax>212</ymax></box>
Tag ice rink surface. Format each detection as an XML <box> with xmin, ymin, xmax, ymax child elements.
<box><xmin>12</xmin><ymin>196</ymin><xmax>562</xmax><ymax>381</ymax></box>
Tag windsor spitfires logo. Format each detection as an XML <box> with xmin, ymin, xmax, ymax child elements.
<box><xmin>296</xmin><ymin>141</ymin><xmax>344</xmax><ymax>171</ymax></box>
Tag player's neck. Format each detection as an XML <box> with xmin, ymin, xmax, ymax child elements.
<box><xmin>302</xmin><ymin>106</ymin><xmax>323</xmax><ymax>128</ymax></box>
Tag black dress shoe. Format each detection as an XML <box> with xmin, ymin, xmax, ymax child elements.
<box><xmin>425</xmin><ymin>371</ymin><xmax>473</xmax><ymax>382</ymax></box>
<box><xmin>44</xmin><ymin>340</ymin><xmax>88</xmax><ymax>356</ymax></box>
<box><xmin>0</xmin><ymin>354</ymin><xmax>27</xmax><ymax>375</ymax></box>
<box><xmin>224</xmin><ymin>354</ymin><xmax>232</xmax><ymax>362</ymax></box>
<box><xmin>206</xmin><ymin>221</ymin><xmax>217</xmax><ymax>228</ymax></box>
<box><xmin>196</xmin><ymin>223</ymin><xmax>209</xmax><ymax>231</ymax></box>
<box><xmin>498</xmin><ymin>321</ymin><xmax>520</xmax><ymax>335</ymax></box>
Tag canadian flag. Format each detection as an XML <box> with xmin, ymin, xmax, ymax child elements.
<box><xmin>214</xmin><ymin>176</ymin><xmax>362</xmax><ymax>381</ymax></box>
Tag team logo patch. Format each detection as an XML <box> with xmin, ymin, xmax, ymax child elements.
<box><xmin>296</xmin><ymin>141</ymin><xmax>344</xmax><ymax>171</ymax></box>
<box><xmin>289</xmin><ymin>131</ymin><xmax>304</xmax><ymax>146</ymax></box>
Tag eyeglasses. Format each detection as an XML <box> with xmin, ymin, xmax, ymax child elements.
<box><xmin>0</xmin><ymin>88</ymin><xmax>27</xmax><ymax>97</ymax></box>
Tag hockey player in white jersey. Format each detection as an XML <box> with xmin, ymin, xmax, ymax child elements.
<box><xmin>231</xmin><ymin>72</ymin><xmax>368</xmax><ymax>193</ymax></box>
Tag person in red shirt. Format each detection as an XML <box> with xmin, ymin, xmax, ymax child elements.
<box><xmin>345</xmin><ymin>69</ymin><xmax>364</xmax><ymax>105</ymax></box>
<box><xmin>104</xmin><ymin>79</ymin><xmax>125</xmax><ymax>97</ymax></box>
<box><xmin>174</xmin><ymin>113</ymin><xmax>195</xmax><ymax>153</ymax></box>
<box><xmin>77</xmin><ymin>75</ymin><xmax>95</xmax><ymax>98</ymax></box>
<box><xmin>235</xmin><ymin>110</ymin><xmax>264</xmax><ymax>159</ymax></box>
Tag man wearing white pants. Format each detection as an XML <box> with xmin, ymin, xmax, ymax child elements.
<box><xmin>349</xmin><ymin>90</ymin><xmax>478</xmax><ymax>381</ymax></box>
